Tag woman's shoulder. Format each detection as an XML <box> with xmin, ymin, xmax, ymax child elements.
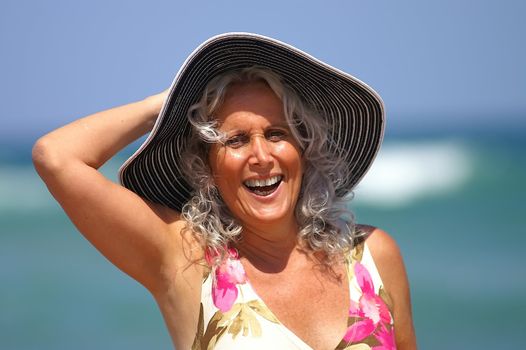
<box><xmin>354</xmin><ymin>224</ymin><xmax>405</xmax><ymax>283</ymax></box>
<box><xmin>149</xmin><ymin>203</ymin><xmax>207</xmax><ymax>283</ymax></box>
<box><xmin>354</xmin><ymin>224</ymin><xmax>406</xmax><ymax>300</ymax></box>
<box><xmin>355</xmin><ymin>224</ymin><xmax>402</xmax><ymax>263</ymax></box>
<box><xmin>354</xmin><ymin>224</ymin><xmax>417</xmax><ymax>348</ymax></box>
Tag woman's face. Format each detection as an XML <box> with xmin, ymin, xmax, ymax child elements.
<box><xmin>208</xmin><ymin>81</ymin><xmax>303</xmax><ymax>229</ymax></box>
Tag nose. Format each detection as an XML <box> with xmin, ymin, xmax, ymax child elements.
<box><xmin>248</xmin><ymin>135</ymin><xmax>273</xmax><ymax>167</ymax></box>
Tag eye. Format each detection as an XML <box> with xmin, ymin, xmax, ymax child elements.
<box><xmin>224</xmin><ymin>134</ymin><xmax>249</xmax><ymax>148</ymax></box>
<box><xmin>266</xmin><ymin>129</ymin><xmax>288</xmax><ymax>142</ymax></box>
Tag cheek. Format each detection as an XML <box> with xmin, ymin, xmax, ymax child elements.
<box><xmin>273</xmin><ymin>143</ymin><xmax>287</xmax><ymax>153</ymax></box>
<box><xmin>228</xmin><ymin>151</ymin><xmax>247</xmax><ymax>161</ymax></box>
<box><xmin>209</xmin><ymin>149</ymin><xmax>246</xmax><ymax>198</ymax></box>
<box><xmin>274</xmin><ymin>143</ymin><xmax>303</xmax><ymax>170</ymax></box>
<box><xmin>209</xmin><ymin>148</ymin><xmax>245</xmax><ymax>175</ymax></box>
<box><xmin>208</xmin><ymin>147</ymin><xmax>224</xmax><ymax>186</ymax></box>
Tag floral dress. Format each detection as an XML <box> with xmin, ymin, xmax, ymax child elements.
<box><xmin>192</xmin><ymin>242</ymin><xmax>396</xmax><ymax>350</ymax></box>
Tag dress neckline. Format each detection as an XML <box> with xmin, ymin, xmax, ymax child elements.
<box><xmin>234</xmin><ymin>252</ymin><xmax>354</xmax><ymax>350</ymax></box>
<box><xmin>203</xmin><ymin>242</ymin><xmax>396</xmax><ymax>349</ymax></box>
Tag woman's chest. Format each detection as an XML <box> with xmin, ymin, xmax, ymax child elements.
<box><xmin>245</xmin><ymin>264</ymin><xmax>351</xmax><ymax>350</ymax></box>
<box><xmin>196</xmin><ymin>244</ymin><xmax>396</xmax><ymax>350</ymax></box>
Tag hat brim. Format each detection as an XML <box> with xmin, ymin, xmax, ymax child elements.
<box><xmin>119</xmin><ymin>32</ymin><xmax>385</xmax><ymax>212</ymax></box>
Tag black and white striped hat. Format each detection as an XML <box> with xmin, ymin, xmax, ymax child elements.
<box><xmin>119</xmin><ymin>32</ymin><xmax>385</xmax><ymax>212</ymax></box>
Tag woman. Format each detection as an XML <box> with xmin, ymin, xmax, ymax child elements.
<box><xmin>33</xmin><ymin>33</ymin><xmax>416</xmax><ymax>349</ymax></box>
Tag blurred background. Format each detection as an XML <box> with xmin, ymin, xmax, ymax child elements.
<box><xmin>1</xmin><ymin>0</ymin><xmax>525</xmax><ymax>349</ymax></box>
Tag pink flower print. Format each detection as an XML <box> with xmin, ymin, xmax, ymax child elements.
<box><xmin>343</xmin><ymin>318</ymin><xmax>375</xmax><ymax>342</ymax></box>
<box><xmin>207</xmin><ymin>248</ymin><xmax>247</xmax><ymax>312</ymax></box>
<box><xmin>343</xmin><ymin>262</ymin><xmax>392</xmax><ymax>343</ymax></box>
<box><xmin>372</xmin><ymin>323</ymin><xmax>396</xmax><ymax>350</ymax></box>
<box><xmin>352</xmin><ymin>262</ymin><xmax>391</xmax><ymax>324</ymax></box>
<box><xmin>221</xmin><ymin>256</ymin><xmax>246</xmax><ymax>284</ymax></box>
<box><xmin>213</xmin><ymin>269</ymin><xmax>239</xmax><ymax>312</ymax></box>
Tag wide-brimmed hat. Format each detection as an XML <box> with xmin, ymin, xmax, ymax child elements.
<box><xmin>119</xmin><ymin>32</ymin><xmax>385</xmax><ymax>211</ymax></box>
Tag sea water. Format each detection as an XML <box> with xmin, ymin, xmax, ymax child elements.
<box><xmin>1</xmin><ymin>125</ymin><xmax>525</xmax><ymax>349</ymax></box>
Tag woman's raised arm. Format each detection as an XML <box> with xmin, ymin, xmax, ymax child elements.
<box><xmin>32</xmin><ymin>91</ymin><xmax>202</xmax><ymax>295</ymax></box>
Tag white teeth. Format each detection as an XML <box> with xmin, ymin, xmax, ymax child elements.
<box><xmin>244</xmin><ymin>175</ymin><xmax>282</xmax><ymax>188</ymax></box>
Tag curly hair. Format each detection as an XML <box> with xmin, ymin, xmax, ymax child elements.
<box><xmin>180</xmin><ymin>66</ymin><xmax>362</xmax><ymax>263</ymax></box>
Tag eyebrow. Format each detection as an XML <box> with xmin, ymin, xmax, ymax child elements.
<box><xmin>223</xmin><ymin>123</ymin><xmax>291</xmax><ymax>134</ymax></box>
<box><xmin>269</xmin><ymin>123</ymin><xmax>291</xmax><ymax>129</ymax></box>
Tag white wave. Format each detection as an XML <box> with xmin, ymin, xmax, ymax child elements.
<box><xmin>0</xmin><ymin>160</ymin><xmax>123</xmax><ymax>212</ymax></box>
<box><xmin>1</xmin><ymin>142</ymin><xmax>472</xmax><ymax>211</ymax></box>
<box><xmin>353</xmin><ymin>140</ymin><xmax>472</xmax><ymax>207</ymax></box>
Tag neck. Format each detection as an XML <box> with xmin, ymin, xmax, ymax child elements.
<box><xmin>235</xmin><ymin>219</ymin><xmax>304</xmax><ymax>273</ymax></box>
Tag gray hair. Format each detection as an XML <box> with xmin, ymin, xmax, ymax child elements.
<box><xmin>180</xmin><ymin>67</ymin><xmax>361</xmax><ymax>262</ymax></box>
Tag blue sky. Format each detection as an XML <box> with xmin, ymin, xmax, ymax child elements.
<box><xmin>1</xmin><ymin>0</ymin><xmax>524</xmax><ymax>140</ymax></box>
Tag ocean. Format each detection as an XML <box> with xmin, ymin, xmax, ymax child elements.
<box><xmin>1</xmin><ymin>125</ymin><xmax>525</xmax><ymax>349</ymax></box>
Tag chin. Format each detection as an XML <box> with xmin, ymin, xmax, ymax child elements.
<box><xmin>237</xmin><ymin>201</ymin><xmax>297</xmax><ymax>226</ymax></box>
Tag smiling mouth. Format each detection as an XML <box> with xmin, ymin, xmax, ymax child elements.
<box><xmin>243</xmin><ymin>175</ymin><xmax>283</xmax><ymax>196</ymax></box>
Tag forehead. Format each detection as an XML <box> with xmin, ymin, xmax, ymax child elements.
<box><xmin>214</xmin><ymin>81</ymin><xmax>287</xmax><ymax>129</ymax></box>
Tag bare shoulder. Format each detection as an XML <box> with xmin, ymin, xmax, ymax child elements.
<box><xmin>356</xmin><ymin>224</ymin><xmax>418</xmax><ymax>349</ymax></box>
<box><xmin>151</xmin><ymin>202</ymin><xmax>205</xmax><ymax>274</ymax></box>
<box><xmin>150</xmin><ymin>204</ymin><xmax>206</xmax><ymax>348</ymax></box>
<box><xmin>357</xmin><ymin>224</ymin><xmax>402</xmax><ymax>268</ymax></box>
<box><xmin>356</xmin><ymin>225</ymin><xmax>405</xmax><ymax>298</ymax></box>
